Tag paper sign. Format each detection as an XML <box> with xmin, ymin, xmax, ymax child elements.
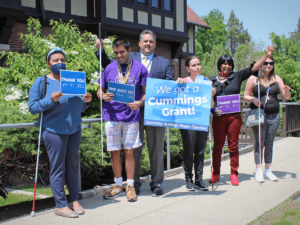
<box><xmin>217</xmin><ymin>94</ymin><xmax>240</xmax><ymax>114</ymax></box>
<box><xmin>60</xmin><ymin>70</ymin><xmax>86</xmax><ymax>95</ymax></box>
<box><xmin>108</xmin><ymin>81</ymin><xmax>135</xmax><ymax>103</ymax></box>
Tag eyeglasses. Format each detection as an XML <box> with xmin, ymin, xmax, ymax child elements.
<box><xmin>263</xmin><ymin>62</ymin><xmax>274</xmax><ymax>66</ymax></box>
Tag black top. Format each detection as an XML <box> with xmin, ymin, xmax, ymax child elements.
<box><xmin>250</xmin><ymin>82</ymin><xmax>280</xmax><ymax>115</ymax></box>
<box><xmin>210</xmin><ymin>62</ymin><xmax>258</xmax><ymax>107</ymax></box>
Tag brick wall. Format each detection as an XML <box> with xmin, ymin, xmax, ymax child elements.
<box><xmin>7</xmin><ymin>23</ymin><xmax>182</xmax><ymax>79</ymax></box>
<box><xmin>173</xmin><ymin>58</ymin><xmax>188</xmax><ymax>79</ymax></box>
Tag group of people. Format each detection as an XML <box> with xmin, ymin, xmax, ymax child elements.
<box><xmin>28</xmin><ymin>29</ymin><xmax>291</xmax><ymax>218</ymax></box>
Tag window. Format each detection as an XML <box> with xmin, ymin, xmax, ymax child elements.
<box><xmin>138</xmin><ymin>0</ymin><xmax>145</xmax><ymax>3</ymax></box>
<box><xmin>152</xmin><ymin>0</ymin><xmax>159</xmax><ymax>8</ymax></box>
<box><xmin>164</xmin><ymin>0</ymin><xmax>170</xmax><ymax>11</ymax></box>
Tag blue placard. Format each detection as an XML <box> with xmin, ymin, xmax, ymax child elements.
<box><xmin>108</xmin><ymin>81</ymin><xmax>135</xmax><ymax>103</ymax></box>
<box><xmin>144</xmin><ymin>78</ymin><xmax>212</xmax><ymax>131</ymax></box>
<box><xmin>60</xmin><ymin>70</ymin><xmax>86</xmax><ymax>95</ymax></box>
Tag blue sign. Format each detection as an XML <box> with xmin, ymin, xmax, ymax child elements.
<box><xmin>144</xmin><ymin>78</ymin><xmax>212</xmax><ymax>131</ymax></box>
<box><xmin>108</xmin><ymin>81</ymin><xmax>135</xmax><ymax>103</ymax></box>
<box><xmin>60</xmin><ymin>70</ymin><xmax>86</xmax><ymax>95</ymax></box>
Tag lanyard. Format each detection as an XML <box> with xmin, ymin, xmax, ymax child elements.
<box><xmin>117</xmin><ymin>59</ymin><xmax>132</xmax><ymax>84</ymax></box>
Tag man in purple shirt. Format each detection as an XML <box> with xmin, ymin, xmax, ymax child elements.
<box><xmin>97</xmin><ymin>37</ymin><xmax>149</xmax><ymax>202</ymax></box>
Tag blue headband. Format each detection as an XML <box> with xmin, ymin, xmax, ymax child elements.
<box><xmin>46</xmin><ymin>47</ymin><xmax>65</xmax><ymax>62</ymax></box>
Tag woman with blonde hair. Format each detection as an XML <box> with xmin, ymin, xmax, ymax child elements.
<box><xmin>244</xmin><ymin>56</ymin><xmax>291</xmax><ymax>182</ymax></box>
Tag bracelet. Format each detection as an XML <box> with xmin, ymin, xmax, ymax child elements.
<box><xmin>141</xmin><ymin>100</ymin><xmax>145</xmax><ymax>106</ymax></box>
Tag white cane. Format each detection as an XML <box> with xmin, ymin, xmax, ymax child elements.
<box><xmin>257</xmin><ymin>68</ymin><xmax>263</xmax><ymax>183</ymax></box>
<box><xmin>209</xmin><ymin>115</ymin><xmax>214</xmax><ymax>191</ymax></box>
<box><xmin>31</xmin><ymin>76</ymin><xmax>47</xmax><ymax>216</ymax></box>
<box><xmin>99</xmin><ymin>23</ymin><xmax>104</xmax><ymax>164</ymax></box>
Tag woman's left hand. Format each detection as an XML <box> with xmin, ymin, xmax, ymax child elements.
<box><xmin>266</xmin><ymin>45</ymin><xmax>275</xmax><ymax>57</ymax></box>
<box><xmin>83</xmin><ymin>92</ymin><xmax>92</xmax><ymax>103</ymax></box>
<box><xmin>212</xmin><ymin>88</ymin><xmax>216</xmax><ymax>97</ymax></box>
<box><xmin>177</xmin><ymin>77</ymin><xmax>186</xmax><ymax>84</ymax></box>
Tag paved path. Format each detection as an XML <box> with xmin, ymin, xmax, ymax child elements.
<box><xmin>2</xmin><ymin>137</ymin><xmax>300</xmax><ymax>225</ymax></box>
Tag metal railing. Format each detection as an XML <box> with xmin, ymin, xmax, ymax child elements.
<box><xmin>0</xmin><ymin>119</ymin><xmax>172</xmax><ymax>191</ymax></box>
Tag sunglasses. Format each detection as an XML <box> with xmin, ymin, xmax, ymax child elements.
<box><xmin>263</xmin><ymin>61</ymin><xmax>274</xmax><ymax>66</ymax></box>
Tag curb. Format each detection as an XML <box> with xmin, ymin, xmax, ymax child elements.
<box><xmin>79</xmin><ymin>143</ymin><xmax>255</xmax><ymax>200</ymax></box>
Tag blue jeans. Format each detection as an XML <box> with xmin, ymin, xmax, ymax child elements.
<box><xmin>42</xmin><ymin>128</ymin><xmax>81</xmax><ymax>208</ymax></box>
<box><xmin>252</xmin><ymin>113</ymin><xmax>280</xmax><ymax>164</ymax></box>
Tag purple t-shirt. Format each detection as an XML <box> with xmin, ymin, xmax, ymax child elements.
<box><xmin>98</xmin><ymin>59</ymin><xmax>149</xmax><ymax>122</ymax></box>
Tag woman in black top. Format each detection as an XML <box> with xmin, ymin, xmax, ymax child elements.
<box><xmin>209</xmin><ymin>46</ymin><xmax>275</xmax><ymax>186</ymax></box>
<box><xmin>244</xmin><ymin>56</ymin><xmax>291</xmax><ymax>183</ymax></box>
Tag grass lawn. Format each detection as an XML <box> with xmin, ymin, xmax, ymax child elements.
<box><xmin>11</xmin><ymin>185</ymin><xmax>69</xmax><ymax>197</ymax></box>
<box><xmin>249</xmin><ymin>191</ymin><xmax>300</xmax><ymax>225</ymax></box>
<box><xmin>0</xmin><ymin>193</ymin><xmax>41</xmax><ymax>207</ymax></box>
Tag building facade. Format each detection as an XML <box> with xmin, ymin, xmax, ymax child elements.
<box><xmin>0</xmin><ymin>0</ymin><xmax>209</xmax><ymax>78</ymax></box>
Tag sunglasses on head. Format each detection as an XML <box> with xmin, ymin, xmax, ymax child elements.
<box><xmin>263</xmin><ymin>61</ymin><xmax>274</xmax><ymax>66</ymax></box>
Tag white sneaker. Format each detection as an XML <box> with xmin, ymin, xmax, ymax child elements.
<box><xmin>255</xmin><ymin>170</ymin><xmax>264</xmax><ymax>183</ymax></box>
<box><xmin>264</xmin><ymin>171</ymin><xmax>278</xmax><ymax>181</ymax></box>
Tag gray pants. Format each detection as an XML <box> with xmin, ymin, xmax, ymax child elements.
<box><xmin>134</xmin><ymin>108</ymin><xmax>165</xmax><ymax>188</ymax></box>
<box><xmin>252</xmin><ymin>113</ymin><xmax>280</xmax><ymax>164</ymax></box>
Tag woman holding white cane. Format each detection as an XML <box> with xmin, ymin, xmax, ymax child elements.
<box><xmin>244</xmin><ymin>56</ymin><xmax>291</xmax><ymax>182</ymax></box>
<box><xmin>29</xmin><ymin>47</ymin><xmax>92</xmax><ymax>218</ymax></box>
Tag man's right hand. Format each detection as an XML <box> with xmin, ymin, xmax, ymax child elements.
<box><xmin>51</xmin><ymin>91</ymin><xmax>63</xmax><ymax>103</ymax></box>
<box><xmin>102</xmin><ymin>92</ymin><xmax>114</xmax><ymax>102</ymax></box>
<box><xmin>95</xmin><ymin>39</ymin><xmax>105</xmax><ymax>51</ymax></box>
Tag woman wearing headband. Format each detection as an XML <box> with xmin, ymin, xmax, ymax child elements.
<box><xmin>210</xmin><ymin>46</ymin><xmax>274</xmax><ymax>186</ymax></box>
<box><xmin>244</xmin><ymin>56</ymin><xmax>291</xmax><ymax>182</ymax></box>
<box><xmin>29</xmin><ymin>47</ymin><xmax>92</xmax><ymax>218</ymax></box>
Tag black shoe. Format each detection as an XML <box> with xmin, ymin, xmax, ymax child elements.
<box><xmin>195</xmin><ymin>180</ymin><xmax>208</xmax><ymax>191</ymax></box>
<box><xmin>151</xmin><ymin>186</ymin><xmax>164</xmax><ymax>195</ymax></box>
<box><xmin>135</xmin><ymin>185</ymin><xmax>140</xmax><ymax>195</ymax></box>
<box><xmin>186</xmin><ymin>179</ymin><xmax>194</xmax><ymax>191</ymax></box>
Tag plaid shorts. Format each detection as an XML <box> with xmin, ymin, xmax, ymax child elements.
<box><xmin>105</xmin><ymin>121</ymin><xmax>142</xmax><ymax>151</ymax></box>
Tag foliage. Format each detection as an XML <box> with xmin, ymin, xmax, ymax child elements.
<box><xmin>289</xmin><ymin>17</ymin><xmax>300</xmax><ymax>41</ymax></box>
<box><xmin>195</xmin><ymin>9</ymin><xmax>227</xmax><ymax>56</ymax></box>
<box><xmin>201</xmin><ymin>43</ymin><xmax>228</xmax><ymax>78</ymax></box>
<box><xmin>0</xmin><ymin>193</ymin><xmax>40</xmax><ymax>207</ymax></box>
<box><xmin>226</xmin><ymin>10</ymin><xmax>251</xmax><ymax>56</ymax></box>
<box><xmin>0</xmin><ymin>18</ymin><xmax>102</xmax><ymax>116</ymax></box>
<box><xmin>270</xmin><ymin>32</ymin><xmax>300</xmax><ymax>101</ymax></box>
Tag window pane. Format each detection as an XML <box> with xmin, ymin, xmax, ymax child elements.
<box><xmin>138</xmin><ymin>0</ymin><xmax>145</xmax><ymax>3</ymax></box>
<box><xmin>164</xmin><ymin>0</ymin><xmax>170</xmax><ymax>10</ymax></box>
<box><xmin>152</xmin><ymin>0</ymin><xmax>158</xmax><ymax>7</ymax></box>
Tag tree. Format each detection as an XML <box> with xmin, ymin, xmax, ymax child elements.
<box><xmin>195</xmin><ymin>9</ymin><xmax>227</xmax><ymax>55</ymax></box>
<box><xmin>226</xmin><ymin>10</ymin><xmax>251</xmax><ymax>56</ymax></box>
<box><xmin>289</xmin><ymin>17</ymin><xmax>300</xmax><ymax>41</ymax></box>
<box><xmin>270</xmin><ymin>32</ymin><xmax>300</xmax><ymax>101</ymax></box>
<box><xmin>201</xmin><ymin>43</ymin><xmax>228</xmax><ymax>77</ymax></box>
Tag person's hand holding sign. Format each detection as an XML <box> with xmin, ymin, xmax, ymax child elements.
<box><xmin>102</xmin><ymin>92</ymin><xmax>114</xmax><ymax>102</ymax></box>
<box><xmin>51</xmin><ymin>91</ymin><xmax>63</xmax><ymax>103</ymax></box>
<box><xmin>128</xmin><ymin>101</ymin><xmax>142</xmax><ymax>111</ymax></box>
<box><xmin>83</xmin><ymin>92</ymin><xmax>92</xmax><ymax>103</ymax></box>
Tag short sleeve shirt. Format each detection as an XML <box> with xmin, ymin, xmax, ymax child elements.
<box><xmin>98</xmin><ymin>59</ymin><xmax>149</xmax><ymax>123</ymax></box>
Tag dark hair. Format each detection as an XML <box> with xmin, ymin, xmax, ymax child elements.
<box><xmin>217</xmin><ymin>54</ymin><xmax>235</xmax><ymax>72</ymax></box>
<box><xmin>45</xmin><ymin>47</ymin><xmax>65</xmax><ymax>62</ymax></box>
<box><xmin>140</xmin><ymin>30</ymin><xmax>156</xmax><ymax>43</ymax></box>
<box><xmin>267</xmin><ymin>56</ymin><xmax>275</xmax><ymax>77</ymax></box>
<box><xmin>112</xmin><ymin>37</ymin><xmax>131</xmax><ymax>51</ymax></box>
<box><xmin>185</xmin><ymin>56</ymin><xmax>199</xmax><ymax>68</ymax></box>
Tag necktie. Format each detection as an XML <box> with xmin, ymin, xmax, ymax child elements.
<box><xmin>142</xmin><ymin>56</ymin><xmax>148</xmax><ymax>68</ymax></box>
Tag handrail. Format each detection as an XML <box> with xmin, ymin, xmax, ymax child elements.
<box><xmin>0</xmin><ymin>118</ymin><xmax>102</xmax><ymax>130</ymax></box>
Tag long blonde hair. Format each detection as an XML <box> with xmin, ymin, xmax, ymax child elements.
<box><xmin>259</xmin><ymin>56</ymin><xmax>276</xmax><ymax>88</ymax></box>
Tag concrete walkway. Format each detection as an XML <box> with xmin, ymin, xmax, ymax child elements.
<box><xmin>2</xmin><ymin>137</ymin><xmax>300</xmax><ymax>225</ymax></box>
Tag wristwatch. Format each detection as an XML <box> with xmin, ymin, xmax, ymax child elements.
<box><xmin>141</xmin><ymin>100</ymin><xmax>145</xmax><ymax>106</ymax></box>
